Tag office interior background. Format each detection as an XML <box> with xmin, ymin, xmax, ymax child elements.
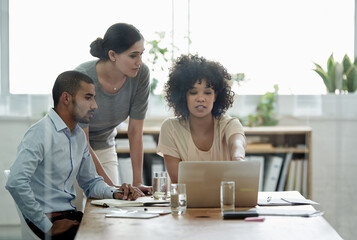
<box><xmin>0</xmin><ymin>0</ymin><xmax>356</xmax><ymax>239</ymax></box>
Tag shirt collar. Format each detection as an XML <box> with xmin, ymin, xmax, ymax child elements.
<box><xmin>48</xmin><ymin>108</ymin><xmax>70</xmax><ymax>132</ymax></box>
<box><xmin>48</xmin><ymin>108</ymin><xmax>82</xmax><ymax>134</ymax></box>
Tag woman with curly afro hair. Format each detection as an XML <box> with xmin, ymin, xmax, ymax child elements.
<box><xmin>157</xmin><ymin>54</ymin><xmax>246</xmax><ymax>183</ymax></box>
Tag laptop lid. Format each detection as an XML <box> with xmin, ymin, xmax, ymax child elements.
<box><xmin>178</xmin><ymin>161</ymin><xmax>260</xmax><ymax>208</ymax></box>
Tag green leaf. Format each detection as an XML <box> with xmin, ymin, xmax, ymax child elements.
<box><xmin>313</xmin><ymin>66</ymin><xmax>330</xmax><ymax>91</ymax></box>
<box><xmin>326</xmin><ymin>55</ymin><xmax>336</xmax><ymax>92</ymax></box>
<box><xmin>327</xmin><ymin>54</ymin><xmax>335</xmax><ymax>70</ymax></box>
<box><xmin>346</xmin><ymin>65</ymin><xmax>357</xmax><ymax>92</ymax></box>
<box><xmin>248</xmin><ymin>85</ymin><xmax>279</xmax><ymax>126</ymax></box>
<box><xmin>150</xmin><ymin>78</ymin><xmax>158</xmax><ymax>94</ymax></box>
<box><xmin>342</xmin><ymin>54</ymin><xmax>352</xmax><ymax>74</ymax></box>
<box><xmin>341</xmin><ymin>55</ymin><xmax>357</xmax><ymax>93</ymax></box>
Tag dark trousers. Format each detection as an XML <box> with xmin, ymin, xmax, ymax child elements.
<box><xmin>27</xmin><ymin>210</ymin><xmax>83</xmax><ymax>240</ymax></box>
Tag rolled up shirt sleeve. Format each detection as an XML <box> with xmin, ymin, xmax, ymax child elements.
<box><xmin>77</xmin><ymin>144</ymin><xmax>117</xmax><ymax>199</ymax></box>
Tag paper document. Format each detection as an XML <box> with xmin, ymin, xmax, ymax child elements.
<box><xmin>280</xmin><ymin>198</ymin><xmax>319</xmax><ymax>205</ymax></box>
<box><xmin>106</xmin><ymin>212</ymin><xmax>160</xmax><ymax>219</ymax></box>
<box><xmin>258</xmin><ymin>198</ymin><xmax>292</xmax><ymax>206</ymax></box>
<box><xmin>102</xmin><ymin>206</ymin><xmax>171</xmax><ymax>218</ymax></box>
<box><xmin>256</xmin><ymin>208</ymin><xmax>323</xmax><ymax>217</ymax></box>
<box><xmin>258</xmin><ymin>197</ymin><xmax>319</xmax><ymax>206</ymax></box>
<box><xmin>91</xmin><ymin>196</ymin><xmax>170</xmax><ymax>207</ymax></box>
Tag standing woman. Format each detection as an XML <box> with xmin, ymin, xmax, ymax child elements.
<box><xmin>75</xmin><ymin>23</ymin><xmax>151</xmax><ymax>193</ymax></box>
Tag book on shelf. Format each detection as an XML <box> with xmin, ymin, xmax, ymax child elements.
<box><xmin>294</xmin><ymin>159</ymin><xmax>303</xmax><ymax>193</ymax></box>
<box><xmin>263</xmin><ymin>155</ymin><xmax>283</xmax><ymax>191</ymax></box>
<box><xmin>284</xmin><ymin>159</ymin><xmax>307</xmax><ymax>194</ymax></box>
<box><xmin>302</xmin><ymin>159</ymin><xmax>308</xmax><ymax>197</ymax></box>
<box><xmin>246</xmin><ymin>155</ymin><xmax>265</xmax><ymax>191</ymax></box>
<box><xmin>293</xmin><ymin>159</ymin><xmax>308</xmax><ymax>195</ymax></box>
<box><xmin>285</xmin><ymin>160</ymin><xmax>296</xmax><ymax>191</ymax></box>
<box><xmin>277</xmin><ymin>152</ymin><xmax>293</xmax><ymax>191</ymax></box>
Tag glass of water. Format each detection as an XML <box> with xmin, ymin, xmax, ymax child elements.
<box><xmin>220</xmin><ymin>181</ymin><xmax>235</xmax><ymax>214</ymax></box>
<box><xmin>152</xmin><ymin>171</ymin><xmax>169</xmax><ymax>200</ymax></box>
<box><xmin>170</xmin><ymin>183</ymin><xmax>187</xmax><ymax>215</ymax></box>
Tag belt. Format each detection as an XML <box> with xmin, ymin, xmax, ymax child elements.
<box><xmin>46</xmin><ymin>210</ymin><xmax>77</xmax><ymax>218</ymax></box>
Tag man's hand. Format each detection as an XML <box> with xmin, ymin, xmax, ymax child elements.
<box><xmin>135</xmin><ymin>183</ymin><xmax>153</xmax><ymax>195</ymax></box>
<box><xmin>113</xmin><ymin>183</ymin><xmax>144</xmax><ymax>200</ymax></box>
<box><xmin>48</xmin><ymin>219</ymin><xmax>80</xmax><ymax>236</ymax></box>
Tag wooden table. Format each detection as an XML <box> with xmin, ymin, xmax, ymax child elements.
<box><xmin>75</xmin><ymin>191</ymin><xmax>341</xmax><ymax>240</ymax></box>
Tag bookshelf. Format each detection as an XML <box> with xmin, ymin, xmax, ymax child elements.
<box><xmin>115</xmin><ymin>125</ymin><xmax>312</xmax><ymax>198</ymax></box>
<box><xmin>244</xmin><ymin>126</ymin><xmax>312</xmax><ymax>198</ymax></box>
<box><xmin>116</xmin><ymin>126</ymin><xmax>160</xmax><ymax>154</ymax></box>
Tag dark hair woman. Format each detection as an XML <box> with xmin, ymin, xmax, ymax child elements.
<box><xmin>75</xmin><ymin>23</ymin><xmax>152</xmax><ymax>196</ymax></box>
<box><xmin>157</xmin><ymin>54</ymin><xmax>247</xmax><ymax>183</ymax></box>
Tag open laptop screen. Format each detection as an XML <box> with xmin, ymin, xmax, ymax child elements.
<box><xmin>178</xmin><ymin>161</ymin><xmax>260</xmax><ymax>208</ymax></box>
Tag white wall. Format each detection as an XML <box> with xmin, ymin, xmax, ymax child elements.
<box><xmin>0</xmin><ymin>116</ymin><xmax>38</xmax><ymax>224</ymax></box>
<box><xmin>0</xmin><ymin>95</ymin><xmax>356</xmax><ymax>239</ymax></box>
<box><xmin>278</xmin><ymin>115</ymin><xmax>357</xmax><ymax>239</ymax></box>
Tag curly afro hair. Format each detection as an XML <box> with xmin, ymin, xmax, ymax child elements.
<box><xmin>164</xmin><ymin>54</ymin><xmax>235</xmax><ymax>119</ymax></box>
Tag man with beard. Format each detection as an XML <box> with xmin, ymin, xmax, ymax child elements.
<box><xmin>6</xmin><ymin>71</ymin><xmax>143</xmax><ymax>240</ymax></box>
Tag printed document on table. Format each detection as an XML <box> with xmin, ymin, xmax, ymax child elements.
<box><xmin>91</xmin><ymin>196</ymin><xmax>170</xmax><ymax>207</ymax></box>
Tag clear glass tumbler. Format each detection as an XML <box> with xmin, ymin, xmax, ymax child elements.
<box><xmin>152</xmin><ymin>171</ymin><xmax>169</xmax><ymax>200</ymax></box>
<box><xmin>170</xmin><ymin>183</ymin><xmax>187</xmax><ymax>215</ymax></box>
<box><xmin>220</xmin><ymin>181</ymin><xmax>235</xmax><ymax>214</ymax></box>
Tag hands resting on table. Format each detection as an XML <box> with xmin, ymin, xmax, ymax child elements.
<box><xmin>113</xmin><ymin>183</ymin><xmax>153</xmax><ymax>201</ymax></box>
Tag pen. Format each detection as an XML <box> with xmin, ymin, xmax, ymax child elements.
<box><xmin>244</xmin><ymin>217</ymin><xmax>265</xmax><ymax>222</ymax></box>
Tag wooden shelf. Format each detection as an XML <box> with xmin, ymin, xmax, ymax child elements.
<box><xmin>115</xmin><ymin>125</ymin><xmax>312</xmax><ymax>198</ymax></box>
<box><xmin>117</xmin><ymin>125</ymin><xmax>312</xmax><ymax>135</ymax></box>
<box><xmin>116</xmin><ymin>148</ymin><xmax>157</xmax><ymax>154</ymax></box>
<box><xmin>244</xmin><ymin>126</ymin><xmax>312</xmax><ymax>135</ymax></box>
<box><xmin>117</xmin><ymin>126</ymin><xmax>161</xmax><ymax>135</ymax></box>
<box><xmin>246</xmin><ymin>147</ymin><xmax>309</xmax><ymax>154</ymax></box>
<box><xmin>117</xmin><ymin>146</ymin><xmax>309</xmax><ymax>154</ymax></box>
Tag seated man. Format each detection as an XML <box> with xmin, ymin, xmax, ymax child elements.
<box><xmin>5</xmin><ymin>71</ymin><xmax>143</xmax><ymax>240</ymax></box>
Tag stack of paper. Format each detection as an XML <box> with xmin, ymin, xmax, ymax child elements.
<box><xmin>91</xmin><ymin>196</ymin><xmax>169</xmax><ymax>208</ymax></box>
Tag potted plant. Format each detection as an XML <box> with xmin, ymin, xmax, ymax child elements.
<box><xmin>313</xmin><ymin>54</ymin><xmax>343</xmax><ymax>94</ymax></box>
<box><xmin>240</xmin><ymin>85</ymin><xmax>279</xmax><ymax>127</ymax></box>
<box><xmin>145</xmin><ymin>32</ymin><xmax>169</xmax><ymax>96</ymax></box>
<box><xmin>313</xmin><ymin>53</ymin><xmax>357</xmax><ymax>94</ymax></box>
<box><xmin>313</xmin><ymin>54</ymin><xmax>357</xmax><ymax>116</ymax></box>
<box><xmin>145</xmin><ymin>32</ymin><xmax>174</xmax><ymax>118</ymax></box>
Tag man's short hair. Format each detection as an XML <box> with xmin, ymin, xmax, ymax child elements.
<box><xmin>52</xmin><ymin>71</ymin><xmax>94</xmax><ymax>107</ymax></box>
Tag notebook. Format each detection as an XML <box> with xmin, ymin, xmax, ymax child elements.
<box><xmin>178</xmin><ymin>161</ymin><xmax>261</xmax><ymax>208</ymax></box>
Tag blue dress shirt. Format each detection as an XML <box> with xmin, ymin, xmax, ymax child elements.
<box><xmin>6</xmin><ymin>108</ymin><xmax>116</xmax><ymax>233</ymax></box>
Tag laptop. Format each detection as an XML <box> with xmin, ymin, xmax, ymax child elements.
<box><xmin>178</xmin><ymin>161</ymin><xmax>260</xmax><ymax>208</ymax></box>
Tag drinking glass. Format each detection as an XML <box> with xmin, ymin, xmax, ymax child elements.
<box><xmin>152</xmin><ymin>171</ymin><xmax>169</xmax><ymax>200</ymax></box>
<box><xmin>170</xmin><ymin>183</ymin><xmax>187</xmax><ymax>215</ymax></box>
<box><xmin>220</xmin><ymin>181</ymin><xmax>235</xmax><ymax>214</ymax></box>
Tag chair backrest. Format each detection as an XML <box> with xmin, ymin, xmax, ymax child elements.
<box><xmin>4</xmin><ymin>170</ymin><xmax>41</xmax><ymax>240</ymax></box>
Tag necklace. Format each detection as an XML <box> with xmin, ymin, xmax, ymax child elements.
<box><xmin>114</xmin><ymin>87</ymin><xmax>117</xmax><ymax>91</ymax></box>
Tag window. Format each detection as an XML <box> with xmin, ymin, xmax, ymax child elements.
<box><xmin>1</xmin><ymin>1</ymin><xmax>355</xmax><ymax>96</ymax></box>
<box><xmin>188</xmin><ymin>0</ymin><xmax>354</xmax><ymax>94</ymax></box>
<box><xmin>7</xmin><ymin>0</ymin><xmax>173</xmax><ymax>94</ymax></box>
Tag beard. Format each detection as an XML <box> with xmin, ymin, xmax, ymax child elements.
<box><xmin>73</xmin><ymin>100</ymin><xmax>94</xmax><ymax>124</ymax></box>
<box><xmin>75</xmin><ymin>113</ymin><xmax>91</xmax><ymax>124</ymax></box>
